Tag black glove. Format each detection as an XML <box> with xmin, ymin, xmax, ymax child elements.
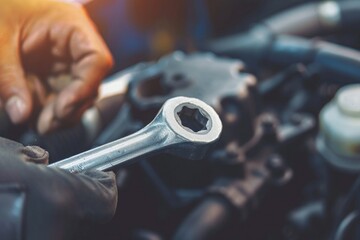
<box><xmin>0</xmin><ymin>137</ymin><xmax>118</xmax><ymax>240</ymax></box>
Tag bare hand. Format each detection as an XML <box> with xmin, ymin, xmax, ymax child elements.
<box><xmin>0</xmin><ymin>0</ymin><xmax>113</xmax><ymax>134</ymax></box>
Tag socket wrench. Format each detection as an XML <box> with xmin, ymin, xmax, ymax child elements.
<box><xmin>49</xmin><ymin>97</ymin><xmax>222</xmax><ymax>173</ymax></box>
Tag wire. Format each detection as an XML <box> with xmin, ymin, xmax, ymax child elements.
<box><xmin>334</xmin><ymin>211</ymin><xmax>360</xmax><ymax>240</ymax></box>
<box><xmin>338</xmin><ymin>176</ymin><xmax>360</xmax><ymax>221</ymax></box>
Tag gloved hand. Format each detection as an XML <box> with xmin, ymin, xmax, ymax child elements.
<box><xmin>0</xmin><ymin>0</ymin><xmax>113</xmax><ymax>134</ymax></box>
<box><xmin>0</xmin><ymin>137</ymin><xmax>118</xmax><ymax>240</ymax></box>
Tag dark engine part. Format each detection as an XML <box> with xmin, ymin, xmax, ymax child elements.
<box><xmin>127</xmin><ymin>52</ymin><xmax>258</xmax><ymax>144</ymax></box>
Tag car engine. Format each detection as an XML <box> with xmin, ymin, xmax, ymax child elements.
<box><xmin>2</xmin><ymin>1</ymin><xmax>360</xmax><ymax>239</ymax></box>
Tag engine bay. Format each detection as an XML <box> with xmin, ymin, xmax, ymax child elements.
<box><xmin>3</xmin><ymin>1</ymin><xmax>360</xmax><ymax>239</ymax></box>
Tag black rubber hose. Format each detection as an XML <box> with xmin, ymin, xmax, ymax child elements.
<box><xmin>209</xmin><ymin>29</ymin><xmax>360</xmax><ymax>83</ymax></box>
<box><xmin>207</xmin><ymin>1</ymin><xmax>360</xmax><ymax>78</ymax></box>
<box><xmin>173</xmin><ymin>196</ymin><xmax>235</xmax><ymax>240</ymax></box>
<box><xmin>206</xmin><ymin>1</ymin><xmax>329</xmax><ymax>58</ymax></box>
<box><xmin>204</xmin><ymin>25</ymin><xmax>275</xmax><ymax>73</ymax></box>
<box><xmin>263</xmin><ymin>1</ymin><xmax>360</xmax><ymax>36</ymax></box>
<box><xmin>263</xmin><ymin>2</ymin><xmax>328</xmax><ymax>37</ymax></box>
<box><xmin>339</xmin><ymin>1</ymin><xmax>360</xmax><ymax>30</ymax></box>
<box><xmin>268</xmin><ymin>35</ymin><xmax>360</xmax><ymax>83</ymax></box>
<box><xmin>243</xmin><ymin>1</ymin><xmax>360</xmax><ymax>38</ymax></box>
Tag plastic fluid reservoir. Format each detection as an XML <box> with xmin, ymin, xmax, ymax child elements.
<box><xmin>317</xmin><ymin>84</ymin><xmax>360</xmax><ymax>172</ymax></box>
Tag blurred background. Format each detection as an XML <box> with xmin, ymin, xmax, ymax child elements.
<box><xmin>11</xmin><ymin>1</ymin><xmax>360</xmax><ymax>239</ymax></box>
<box><xmin>85</xmin><ymin>0</ymin><xmax>319</xmax><ymax>70</ymax></box>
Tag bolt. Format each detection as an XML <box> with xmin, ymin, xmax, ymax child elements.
<box><xmin>259</xmin><ymin>114</ymin><xmax>278</xmax><ymax>140</ymax></box>
<box><xmin>266</xmin><ymin>155</ymin><xmax>286</xmax><ymax>178</ymax></box>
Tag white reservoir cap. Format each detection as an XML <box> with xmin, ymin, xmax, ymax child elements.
<box><xmin>318</xmin><ymin>84</ymin><xmax>360</xmax><ymax>171</ymax></box>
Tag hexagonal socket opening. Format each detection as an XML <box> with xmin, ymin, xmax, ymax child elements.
<box><xmin>176</xmin><ymin>105</ymin><xmax>209</xmax><ymax>133</ymax></box>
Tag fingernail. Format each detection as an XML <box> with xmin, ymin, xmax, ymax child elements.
<box><xmin>5</xmin><ymin>96</ymin><xmax>27</xmax><ymax>124</ymax></box>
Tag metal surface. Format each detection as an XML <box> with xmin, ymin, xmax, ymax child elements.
<box><xmin>49</xmin><ymin>97</ymin><xmax>222</xmax><ymax>173</ymax></box>
<box><xmin>127</xmin><ymin>52</ymin><xmax>258</xmax><ymax>144</ymax></box>
<box><xmin>128</xmin><ymin>52</ymin><xmax>257</xmax><ymax>111</ymax></box>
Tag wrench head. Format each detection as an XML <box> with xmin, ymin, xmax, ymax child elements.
<box><xmin>160</xmin><ymin>97</ymin><xmax>223</xmax><ymax>159</ymax></box>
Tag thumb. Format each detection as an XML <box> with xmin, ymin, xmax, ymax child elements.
<box><xmin>0</xmin><ymin>30</ymin><xmax>32</xmax><ymax>124</ymax></box>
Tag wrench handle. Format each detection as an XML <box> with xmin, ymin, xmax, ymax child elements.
<box><xmin>49</xmin><ymin>124</ymin><xmax>166</xmax><ymax>173</ymax></box>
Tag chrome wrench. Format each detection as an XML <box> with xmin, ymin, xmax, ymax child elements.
<box><xmin>49</xmin><ymin>97</ymin><xmax>222</xmax><ymax>173</ymax></box>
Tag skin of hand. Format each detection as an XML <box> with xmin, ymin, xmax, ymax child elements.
<box><xmin>0</xmin><ymin>0</ymin><xmax>113</xmax><ymax>134</ymax></box>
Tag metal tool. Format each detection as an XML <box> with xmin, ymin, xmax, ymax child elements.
<box><xmin>49</xmin><ymin>97</ymin><xmax>222</xmax><ymax>173</ymax></box>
